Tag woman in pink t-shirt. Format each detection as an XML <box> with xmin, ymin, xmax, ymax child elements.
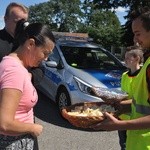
<box><xmin>0</xmin><ymin>19</ymin><xmax>55</xmax><ymax>149</ymax></box>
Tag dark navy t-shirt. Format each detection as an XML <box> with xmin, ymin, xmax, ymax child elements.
<box><xmin>0</xmin><ymin>28</ymin><xmax>45</xmax><ymax>87</ymax></box>
<box><xmin>0</xmin><ymin>28</ymin><xmax>15</xmax><ymax>62</ymax></box>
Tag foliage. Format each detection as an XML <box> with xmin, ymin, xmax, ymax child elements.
<box><xmin>29</xmin><ymin>0</ymin><xmax>83</xmax><ymax>32</ymax></box>
<box><xmin>90</xmin><ymin>0</ymin><xmax>150</xmax><ymax>46</ymax></box>
<box><xmin>121</xmin><ymin>0</ymin><xmax>150</xmax><ymax>46</ymax></box>
<box><xmin>78</xmin><ymin>10</ymin><xmax>122</xmax><ymax>49</ymax></box>
<box><xmin>29</xmin><ymin>0</ymin><xmax>122</xmax><ymax>49</ymax></box>
<box><xmin>92</xmin><ymin>0</ymin><xmax>122</xmax><ymax>9</ymax></box>
<box><xmin>91</xmin><ymin>0</ymin><xmax>150</xmax><ymax>10</ymax></box>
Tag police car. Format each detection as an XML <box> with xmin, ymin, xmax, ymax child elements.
<box><xmin>38</xmin><ymin>33</ymin><xmax>126</xmax><ymax>109</ymax></box>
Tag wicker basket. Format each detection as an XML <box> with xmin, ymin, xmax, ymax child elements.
<box><xmin>61</xmin><ymin>102</ymin><xmax>118</xmax><ymax>128</ymax></box>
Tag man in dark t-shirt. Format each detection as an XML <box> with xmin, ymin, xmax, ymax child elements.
<box><xmin>0</xmin><ymin>2</ymin><xmax>28</xmax><ymax>61</ymax></box>
<box><xmin>0</xmin><ymin>2</ymin><xmax>44</xmax><ymax>87</ymax></box>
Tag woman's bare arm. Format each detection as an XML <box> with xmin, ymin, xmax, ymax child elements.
<box><xmin>0</xmin><ymin>88</ymin><xmax>43</xmax><ymax>137</ymax></box>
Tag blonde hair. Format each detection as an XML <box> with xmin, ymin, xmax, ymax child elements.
<box><xmin>125</xmin><ymin>45</ymin><xmax>144</xmax><ymax>64</ymax></box>
<box><xmin>5</xmin><ymin>2</ymin><xmax>29</xmax><ymax>17</ymax></box>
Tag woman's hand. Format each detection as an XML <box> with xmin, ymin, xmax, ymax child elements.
<box><xmin>90</xmin><ymin>112</ymin><xmax>121</xmax><ymax>131</ymax></box>
<box><xmin>31</xmin><ymin>124</ymin><xmax>43</xmax><ymax>137</ymax></box>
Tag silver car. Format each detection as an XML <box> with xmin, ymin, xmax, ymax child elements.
<box><xmin>38</xmin><ymin>37</ymin><xmax>126</xmax><ymax>109</ymax></box>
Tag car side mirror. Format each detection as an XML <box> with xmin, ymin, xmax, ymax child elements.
<box><xmin>46</xmin><ymin>61</ymin><xmax>57</xmax><ymax>68</ymax></box>
<box><xmin>46</xmin><ymin>61</ymin><xmax>64</xmax><ymax>69</ymax></box>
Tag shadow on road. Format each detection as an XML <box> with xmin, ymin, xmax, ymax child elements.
<box><xmin>34</xmin><ymin>90</ymin><xmax>98</xmax><ymax>132</ymax></box>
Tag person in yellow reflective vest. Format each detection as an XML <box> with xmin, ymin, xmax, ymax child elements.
<box><xmin>90</xmin><ymin>7</ymin><xmax>150</xmax><ymax>150</ymax></box>
<box><xmin>118</xmin><ymin>46</ymin><xmax>143</xmax><ymax>150</ymax></box>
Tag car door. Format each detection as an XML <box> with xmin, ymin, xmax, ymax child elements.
<box><xmin>44</xmin><ymin>47</ymin><xmax>64</xmax><ymax>101</ymax></box>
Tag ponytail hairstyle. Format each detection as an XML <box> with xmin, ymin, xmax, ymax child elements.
<box><xmin>14</xmin><ymin>19</ymin><xmax>55</xmax><ymax>47</ymax></box>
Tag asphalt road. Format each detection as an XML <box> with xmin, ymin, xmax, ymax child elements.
<box><xmin>34</xmin><ymin>90</ymin><xmax>120</xmax><ymax>150</ymax></box>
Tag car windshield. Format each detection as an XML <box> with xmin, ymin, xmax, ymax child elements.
<box><xmin>61</xmin><ymin>46</ymin><xmax>121</xmax><ymax>70</ymax></box>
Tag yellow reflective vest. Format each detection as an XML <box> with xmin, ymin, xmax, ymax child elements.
<box><xmin>126</xmin><ymin>57</ymin><xmax>150</xmax><ymax>150</ymax></box>
<box><xmin>121</xmin><ymin>71</ymin><xmax>134</xmax><ymax>98</ymax></box>
<box><xmin>119</xmin><ymin>71</ymin><xmax>134</xmax><ymax>120</ymax></box>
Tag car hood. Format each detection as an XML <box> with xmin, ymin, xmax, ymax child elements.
<box><xmin>68</xmin><ymin>67</ymin><xmax>122</xmax><ymax>88</ymax></box>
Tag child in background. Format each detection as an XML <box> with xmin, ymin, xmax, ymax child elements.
<box><xmin>118</xmin><ymin>45</ymin><xmax>143</xmax><ymax>150</ymax></box>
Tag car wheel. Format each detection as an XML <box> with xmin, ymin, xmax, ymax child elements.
<box><xmin>56</xmin><ymin>87</ymin><xmax>71</xmax><ymax>110</ymax></box>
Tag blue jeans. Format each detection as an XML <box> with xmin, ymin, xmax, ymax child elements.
<box><xmin>118</xmin><ymin>130</ymin><xmax>127</xmax><ymax>150</ymax></box>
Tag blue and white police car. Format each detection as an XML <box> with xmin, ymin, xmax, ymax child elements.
<box><xmin>38</xmin><ymin>33</ymin><xmax>126</xmax><ymax>109</ymax></box>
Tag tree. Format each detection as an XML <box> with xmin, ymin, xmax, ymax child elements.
<box><xmin>92</xmin><ymin>0</ymin><xmax>121</xmax><ymax>9</ymax></box>
<box><xmin>121</xmin><ymin>0</ymin><xmax>150</xmax><ymax>46</ymax></box>
<box><xmin>29</xmin><ymin>0</ymin><xmax>83</xmax><ymax>32</ymax></box>
<box><xmin>29</xmin><ymin>0</ymin><xmax>122</xmax><ymax>49</ymax></box>
<box><xmin>29</xmin><ymin>3</ymin><xmax>54</xmax><ymax>27</ymax></box>
<box><xmin>78</xmin><ymin>8</ymin><xmax>122</xmax><ymax>49</ymax></box>
<box><xmin>88</xmin><ymin>0</ymin><xmax>150</xmax><ymax>46</ymax></box>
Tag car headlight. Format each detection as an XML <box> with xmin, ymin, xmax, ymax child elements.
<box><xmin>74</xmin><ymin>76</ymin><xmax>93</xmax><ymax>94</ymax></box>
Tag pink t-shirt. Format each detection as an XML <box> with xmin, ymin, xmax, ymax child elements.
<box><xmin>0</xmin><ymin>56</ymin><xmax>38</xmax><ymax>124</ymax></box>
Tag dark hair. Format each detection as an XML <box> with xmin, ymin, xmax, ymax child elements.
<box><xmin>14</xmin><ymin>19</ymin><xmax>55</xmax><ymax>46</ymax></box>
<box><xmin>130</xmin><ymin>6</ymin><xmax>150</xmax><ymax>31</ymax></box>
